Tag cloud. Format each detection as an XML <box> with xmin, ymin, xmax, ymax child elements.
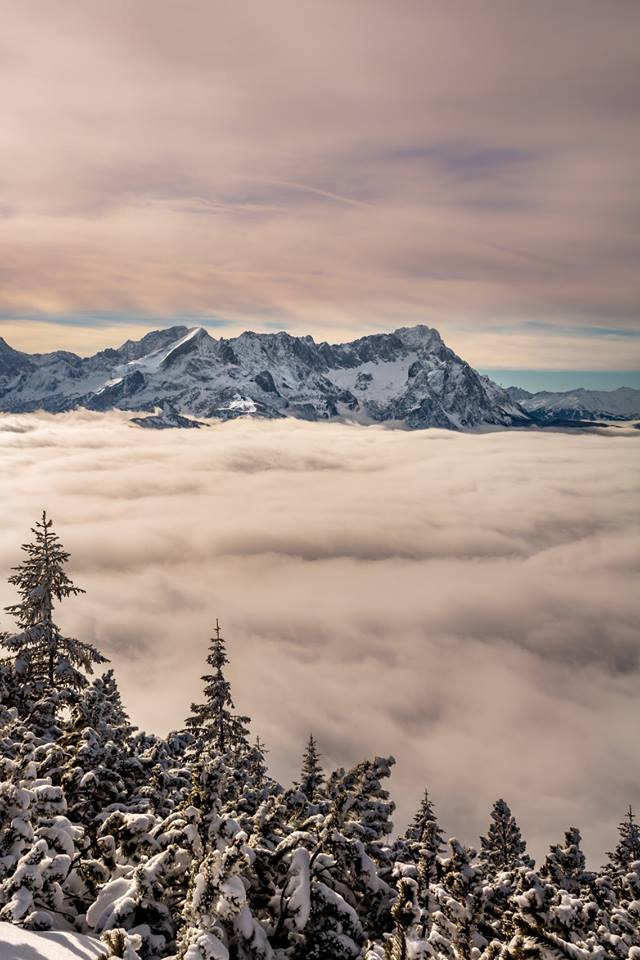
<box><xmin>0</xmin><ymin>411</ymin><xmax>638</xmax><ymax>866</ymax></box>
<box><xmin>0</xmin><ymin>1</ymin><xmax>638</xmax><ymax>365</ymax></box>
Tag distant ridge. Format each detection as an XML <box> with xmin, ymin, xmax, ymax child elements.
<box><xmin>506</xmin><ymin>385</ymin><xmax>640</xmax><ymax>422</ymax></box>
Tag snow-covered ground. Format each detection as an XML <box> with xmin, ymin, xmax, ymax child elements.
<box><xmin>0</xmin><ymin>922</ymin><xmax>106</xmax><ymax>959</ymax></box>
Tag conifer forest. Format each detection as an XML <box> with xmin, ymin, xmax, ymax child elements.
<box><xmin>0</xmin><ymin>512</ymin><xmax>638</xmax><ymax>959</ymax></box>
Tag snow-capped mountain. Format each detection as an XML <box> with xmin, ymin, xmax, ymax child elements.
<box><xmin>506</xmin><ymin>385</ymin><xmax>640</xmax><ymax>422</ymax></box>
<box><xmin>0</xmin><ymin>325</ymin><xmax>528</xmax><ymax>429</ymax></box>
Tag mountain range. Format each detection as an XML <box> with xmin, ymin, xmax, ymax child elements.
<box><xmin>505</xmin><ymin>385</ymin><xmax>640</xmax><ymax>423</ymax></box>
<box><xmin>0</xmin><ymin>325</ymin><xmax>637</xmax><ymax>430</ymax></box>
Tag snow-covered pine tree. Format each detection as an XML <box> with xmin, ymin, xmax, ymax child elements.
<box><xmin>87</xmin><ymin>843</ymin><xmax>192</xmax><ymax>958</ymax></box>
<box><xmin>599</xmin><ymin>857</ymin><xmax>640</xmax><ymax>956</ymax></box>
<box><xmin>251</xmin><ymin>737</ymin><xmax>269</xmax><ymax>788</ymax></box>
<box><xmin>427</xmin><ymin>838</ymin><xmax>495</xmax><ymax>960</ymax></box>
<box><xmin>299</xmin><ymin>734</ymin><xmax>324</xmax><ymax>802</ymax></box>
<box><xmin>0</xmin><ymin>760</ymin><xmax>87</xmax><ymax>932</ymax></box>
<box><xmin>406</xmin><ymin>789</ymin><xmax>445</xmax><ymax>853</ymax></box>
<box><xmin>389</xmin><ymin>789</ymin><xmax>444</xmax><ymax>940</ymax></box>
<box><xmin>506</xmin><ymin>867</ymin><xmax>601</xmax><ymax>960</ymax></box>
<box><xmin>133</xmin><ymin>729</ymin><xmax>193</xmax><ymax>818</ymax></box>
<box><xmin>381</xmin><ymin>877</ymin><xmax>427</xmax><ymax>960</ymax></box>
<box><xmin>327</xmin><ymin>756</ymin><xmax>396</xmax><ymax>864</ymax></box>
<box><xmin>175</xmin><ymin>822</ymin><xmax>272</xmax><ymax>960</ymax></box>
<box><xmin>42</xmin><ymin>670</ymin><xmax>142</xmax><ymax>827</ymax></box>
<box><xmin>605</xmin><ymin>806</ymin><xmax>640</xmax><ymax>876</ymax></box>
<box><xmin>480</xmin><ymin>799</ymin><xmax>533</xmax><ymax>874</ymax></box>
<box><xmin>541</xmin><ymin>827</ymin><xmax>592</xmax><ymax>895</ymax></box>
<box><xmin>185</xmin><ymin>620</ymin><xmax>250</xmax><ymax>754</ymax></box>
<box><xmin>2</xmin><ymin>512</ymin><xmax>107</xmax><ymax>699</ymax></box>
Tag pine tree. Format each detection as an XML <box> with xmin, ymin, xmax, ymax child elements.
<box><xmin>87</xmin><ymin>843</ymin><xmax>192</xmax><ymax>958</ymax></box>
<box><xmin>480</xmin><ymin>799</ymin><xmax>533</xmax><ymax>873</ymax></box>
<box><xmin>506</xmin><ymin>867</ymin><xmax>601</xmax><ymax>959</ymax></box>
<box><xmin>383</xmin><ymin>878</ymin><xmax>423</xmax><ymax>960</ymax></box>
<box><xmin>606</xmin><ymin>805</ymin><xmax>640</xmax><ymax>875</ymax></box>
<box><xmin>600</xmin><ymin>858</ymin><xmax>640</xmax><ymax>955</ymax></box>
<box><xmin>427</xmin><ymin>839</ymin><xmax>495</xmax><ymax>960</ymax></box>
<box><xmin>0</xmin><ymin>759</ymin><xmax>86</xmax><ymax>932</ymax></box>
<box><xmin>2</xmin><ymin>512</ymin><xmax>107</xmax><ymax>695</ymax></box>
<box><xmin>328</xmin><ymin>756</ymin><xmax>396</xmax><ymax>863</ymax></box>
<box><xmin>133</xmin><ymin>729</ymin><xmax>193</xmax><ymax>818</ymax></box>
<box><xmin>300</xmin><ymin>734</ymin><xmax>324</xmax><ymax>802</ymax></box>
<box><xmin>185</xmin><ymin>620</ymin><xmax>250</xmax><ymax>753</ymax></box>
<box><xmin>541</xmin><ymin>827</ymin><xmax>592</xmax><ymax>895</ymax></box>
<box><xmin>40</xmin><ymin>670</ymin><xmax>142</xmax><ymax>826</ymax></box>
<box><xmin>405</xmin><ymin>789</ymin><xmax>445</xmax><ymax>852</ymax></box>
<box><xmin>175</xmin><ymin>823</ymin><xmax>272</xmax><ymax>960</ymax></box>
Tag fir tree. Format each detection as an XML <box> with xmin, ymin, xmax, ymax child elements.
<box><xmin>299</xmin><ymin>734</ymin><xmax>324</xmax><ymax>802</ymax></box>
<box><xmin>427</xmin><ymin>839</ymin><xmax>495</xmax><ymax>960</ymax></box>
<box><xmin>185</xmin><ymin>620</ymin><xmax>250</xmax><ymax>753</ymax></box>
<box><xmin>383</xmin><ymin>878</ymin><xmax>422</xmax><ymax>960</ymax></box>
<box><xmin>480</xmin><ymin>799</ymin><xmax>533</xmax><ymax>873</ymax></box>
<box><xmin>2</xmin><ymin>512</ymin><xmax>106</xmax><ymax>694</ymax></box>
<box><xmin>601</xmin><ymin>858</ymin><xmax>640</xmax><ymax>955</ymax></box>
<box><xmin>606</xmin><ymin>805</ymin><xmax>640</xmax><ymax>875</ymax></box>
<box><xmin>405</xmin><ymin>788</ymin><xmax>445</xmax><ymax>852</ymax></box>
<box><xmin>40</xmin><ymin>670</ymin><xmax>142</xmax><ymax>826</ymax></box>
<box><xmin>175</xmin><ymin>822</ymin><xmax>272</xmax><ymax>960</ymax></box>
<box><xmin>506</xmin><ymin>868</ymin><xmax>601</xmax><ymax>960</ymax></box>
<box><xmin>541</xmin><ymin>827</ymin><xmax>591</xmax><ymax>895</ymax></box>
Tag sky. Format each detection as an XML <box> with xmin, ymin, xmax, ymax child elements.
<box><xmin>479</xmin><ymin>369</ymin><xmax>640</xmax><ymax>393</ymax></box>
<box><xmin>0</xmin><ymin>0</ymin><xmax>639</xmax><ymax>383</ymax></box>
<box><xmin>0</xmin><ymin>412</ymin><xmax>638</xmax><ymax>865</ymax></box>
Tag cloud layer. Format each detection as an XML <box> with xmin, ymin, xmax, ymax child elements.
<box><xmin>0</xmin><ymin>1</ymin><xmax>639</xmax><ymax>367</ymax></box>
<box><xmin>0</xmin><ymin>412</ymin><xmax>639</xmax><ymax>864</ymax></box>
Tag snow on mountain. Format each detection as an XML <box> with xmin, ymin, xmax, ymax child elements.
<box><xmin>0</xmin><ymin>324</ymin><xmax>529</xmax><ymax>429</ymax></box>
<box><xmin>506</xmin><ymin>385</ymin><xmax>640</xmax><ymax>422</ymax></box>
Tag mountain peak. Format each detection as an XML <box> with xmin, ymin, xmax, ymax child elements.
<box><xmin>117</xmin><ymin>325</ymin><xmax>190</xmax><ymax>362</ymax></box>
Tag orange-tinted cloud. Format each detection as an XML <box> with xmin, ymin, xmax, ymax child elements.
<box><xmin>0</xmin><ymin>1</ymin><xmax>638</xmax><ymax>365</ymax></box>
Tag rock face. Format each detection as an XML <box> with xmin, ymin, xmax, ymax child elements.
<box><xmin>130</xmin><ymin>402</ymin><xmax>206</xmax><ymax>430</ymax></box>
<box><xmin>506</xmin><ymin>386</ymin><xmax>640</xmax><ymax>422</ymax></box>
<box><xmin>0</xmin><ymin>324</ymin><xmax>529</xmax><ymax>430</ymax></box>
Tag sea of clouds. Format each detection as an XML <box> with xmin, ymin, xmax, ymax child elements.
<box><xmin>0</xmin><ymin>411</ymin><xmax>638</xmax><ymax>864</ymax></box>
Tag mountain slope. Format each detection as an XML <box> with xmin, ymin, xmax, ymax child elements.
<box><xmin>0</xmin><ymin>324</ymin><xmax>528</xmax><ymax>429</ymax></box>
<box><xmin>506</xmin><ymin>386</ymin><xmax>640</xmax><ymax>422</ymax></box>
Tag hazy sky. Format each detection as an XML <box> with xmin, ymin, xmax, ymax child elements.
<box><xmin>0</xmin><ymin>1</ymin><xmax>639</xmax><ymax>373</ymax></box>
<box><xmin>1</xmin><ymin>412</ymin><xmax>638</xmax><ymax>864</ymax></box>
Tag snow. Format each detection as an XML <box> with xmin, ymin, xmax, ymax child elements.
<box><xmin>330</xmin><ymin>357</ymin><xmax>413</xmax><ymax>402</ymax></box>
<box><xmin>221</xmin><ymin>395</ymin><xmax>258</xmax><ymax>414</ymax></box>
<box><xmin>124</xmin><ymin>326</ymin><xmax>206</xmax><ymax>374</ymax></box>
<box><xmin>95</xmin><ymin>376</ymin><xmax>124</xmax><ymax>395</ymax></box>
<box><xmin>0</xmin><ymin>921</ymin><xmax>106</xmax><ymax>959</ymax></box>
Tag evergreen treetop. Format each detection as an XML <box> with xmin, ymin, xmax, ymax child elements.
<box><xmin>606</xmin><ymin>805</ymin><xmax>640</xmax><ymax>874</ymax></box>
<box><xmin>2</xmin><ymin>511</ymin><xmax>107</xmax><ymax>693</ymax></box>
<box><xmin>541</xmin><ymin>826</ymin><xmax>591</xmax><ymax>894</ymax></box>
<box><xmin>405</xmin><ymin>788</ymin><xmax>445</xmax><ymax>853</ymax></box>
<box><xmin>299</xmin><ymin>734</ymin><xmax>324</xmax><ymax>802</ymax></box>
<box><xmin>480</xmin><ymin>797</ymin><xmax>533</xmax><ymax>872</ymax></box>
<box><xmin>185</xmin><ymin>619</ymin><xmax>250</xmax><ymax>753</ymax></box>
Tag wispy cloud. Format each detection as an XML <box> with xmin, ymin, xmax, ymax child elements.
<box><xmin>0</xmin><ymin>1</ymin><xmax>638</xmax><ymax>365</ymax></box>
<box><xmin>0</xmin><ymin>311</ymin><xmax>232</xmax><ymax>330</ymax></box>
